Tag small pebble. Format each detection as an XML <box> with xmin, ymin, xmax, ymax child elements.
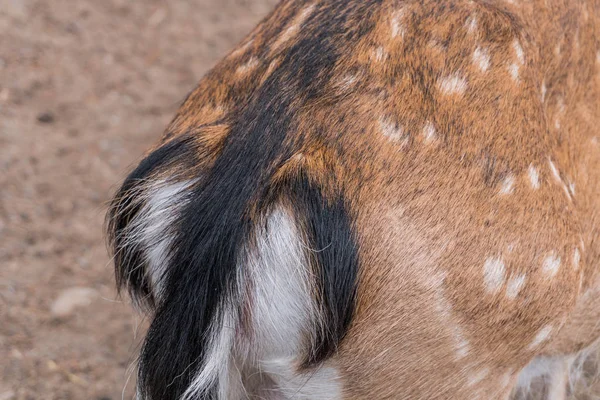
<box><xmin>50</xmin><ymin>287</ymin><xmax>97</xmax><ymax>317</ymax></box>
<box><xmin>37</xmin><ymin>112</ymin><xmax>55</xmax><ymax>124</ymax></box>
<box><xmin>148</xmin><ymin>8</ymin><xmax>167</xmax><ymax>27</ymax></box>
<box><xmin>0</xmin><ymin>390</ymin><xmax>15</xmax><ymax>400</ymax></box>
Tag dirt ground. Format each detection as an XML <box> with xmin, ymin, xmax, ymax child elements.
<box><xmin>0</xmin><ymin>0</ymin><xmax>276</xmax><ymax>398</ymax></box>
<box><xmin>1</xmin><ymin>1</ymin><xmax>600</xmax><ymax>400</ymax></box>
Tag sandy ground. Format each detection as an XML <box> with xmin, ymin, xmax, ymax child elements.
<box><xmin>1</xmin><ymin>1</ymin><xmax>599</xmax><ymax>399</ymax></box>
<box><xmin>0</xmin><ymin>1</ymin><xmax>276</xmax><ymax>398</ymax></box>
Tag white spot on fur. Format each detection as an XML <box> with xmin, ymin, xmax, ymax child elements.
<box><xmin>272</xmin><ymin>4</ymin><xmax>316</xmax><ymax>50</ymax></box>
<box><xmin>528</xmin><ymin>165</ymin><xmax>540</xmax><ymax>189</ymax></box>
<box><xmin>391</xmin><ymin>9</ymin><xmax>406</xmax><ymax>38</ymax></box>
<box><xmin>229</xmin><ymin>39</ymin><xmax>254</xmax><ymax>58</ymax></box>
<box><xmin>557</xmin><ymin>97</ymin><xmax>566</xmax><ymax>114</ymax></box>
<box><xmin>528</xmin><ymin>325</ymin><xmax>553</xmax><ymax>350</ymax></box>
<box><xmin>262</xmin><ymin>59</ymin><xmax>280</xmax><ymax>79</ymax></box>
<box><xmin>499</xmin><ymin>174</ymin><xmax>515</xmax><ymax>195</ymax></box>
<box><xmin>466</xmin><ymin>16</ymin><xmax>478</xmax><ymax>35</ymax></box>
<box><xmin>438</xmin><ymin>74</ymin><xmax>467</xmax><ymax>95</ymax></box>
<box><xmin>548</xmin><ymin>159</ymin><xmax>572</xmax><ymax>201</ymax></box>
<box><xmin>561</xmin><ymin>183</ymin><xmax>572</xmax><ymax>201</ymax></box>
<box><xmin>472</xmin><ymin>47</ymin><xmax>490</xmax><ymax>72</ymax></box>
<box><xmin>422</xmin><ymin>121</ymin><xmax>437</xmax><ymax>143</ymax></box>
<box><xmin>427</xmin><ymin>271</ymin><xmax>448</xmax><ymax>303</ymax></box>
<box><xmin>373</xmin><ymin>46</ymin><xmax>388</xmax><ymax>62</ymax></box>
<box><xmin>548</xmin><ymin>159</ymin><xmax>561</xmax><ymax>182</ymax></box>
<box><xmin>338</xmin><ymin>74</ymin><xmax>357</xmax><ymax>90</ymax></box>
<box><xmin>541</xmin><ymin>81</ymin><xmax>547</xmax><ymax>102</ymax></box>
<box><xmin>468</xmin><ymin>367</ymin><xmax>490</xmax><ymax>386</ymax></box>
<box><xmin>236</xmin><ymin>57</ymin><xmax>259</xmax><ymax>75</ymax></box>
<box><xmin>542</xmin><ymin>252</ymin><xmax>561</xmax><ymax>278</ymax></box>
<box><xmin>454</xmin><ymin>329</ymin><xmax>471</xmax><ymax>360</ymax></box>
<box><xmin>568</xmin><ymin>180</ymin><xmax>575</xmax><ymax>196</ymax></box>
<box><xmin>506</xmin><ymin>274</ymin><xmax>527</xmax><ymax>299</ymax></box>
<box><xmin>483</xmin><ymin>257</ymin><xmax>506</xmax><ymax>294</ymax></box>
<box><xmin>297</xmin><ymin>4</ymin><xmax>316</xmax><ymax>22</ymax></box>
<box><xmin>428</xmin><ymin>273</ymin><xmax>471</xmax><ymax>361</ymax></box>
<box><xmin>508</xmin><ymin>63</ymin><xmax>520</xmax><ymax>82</ymax></box>
<box><xmin>513</xmin><ymin>40</ymin><xmax>525</xmax><ymax>64</ymax></box>
<box><xmin>573</xmin><ymin>248</ymin><xmax>581</xmax><ymax>271</ymax></box>
<box><xmin>379</xmin><ymin>117</ymin><xmax>407</xmax><ymax>145</ymax></box>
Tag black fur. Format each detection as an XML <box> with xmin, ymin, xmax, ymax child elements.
<box><xmin>280</xmin><ymin>170</ymin><xmax>359</xmax><ymax>366</ymax></box>
<box><xmin>107</xmin><ymin>1</ymin><xmax>381</xmax><ymax>398</ymax></box>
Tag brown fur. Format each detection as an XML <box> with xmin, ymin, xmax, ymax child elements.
<box><xmin>141</xmin><ymin>0</ymin><xmax>600</xmax><ymax>397</ymax></box>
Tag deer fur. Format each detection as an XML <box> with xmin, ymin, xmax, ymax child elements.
<box><xmin>106</xmin><ymin>0</ymin><xmax>600</xmax><ymax>398</ymax></box>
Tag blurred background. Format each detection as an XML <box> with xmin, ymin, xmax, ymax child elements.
<box><xmin>0</xmin><ymin>0</ymin><xmax>276</xmax><ymax>398</ymax></box>
<box><xmin>1</xmin><ymin>1</ymin><xmax>599</xmax><ymax>399</ymax></box>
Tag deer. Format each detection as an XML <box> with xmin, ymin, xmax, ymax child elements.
<box><xmin>106</xmin><ymin>0</ymin><xmax>600</xmax><ymax>398</ymax></box>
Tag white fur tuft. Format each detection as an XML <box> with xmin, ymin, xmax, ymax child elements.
<box><xmin>247</xmin><ymin>207</ymin><xmax>319</xmax><ymax>359</ymax></box>
<box><xmin>177</xmin><ymin>205</ymin><xmax>340</xmax><ymax>399</ymax></box>
<box><xmin>123</xmin><ymin>180</ymin><xmax>195</xmax><ymax>302</ymax></box>
<box><xmin>180</xmin><ymin>305</ymin><xmax>239</xmax><ymax>400</ymax></box>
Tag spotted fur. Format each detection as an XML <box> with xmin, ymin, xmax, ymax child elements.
<box><xmin>107</xmin><ymin>0</ymin><xmax>600</xmax><ymax>398</ymax></box>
